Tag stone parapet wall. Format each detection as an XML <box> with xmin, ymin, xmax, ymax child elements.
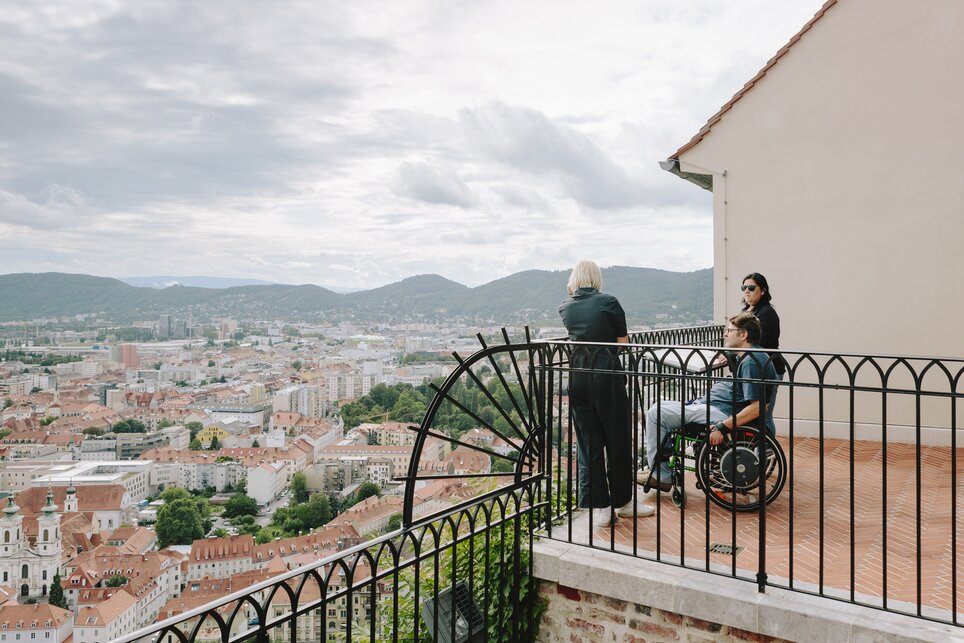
<box><xmin>538</xmin><ymin>580</ymin><xmax>786</xmax><ymax>642</ymax></box>
<box><xmin>532</xmin><ymin>539</ymin><xmax>961</xmax><ymax>643</ymax></box>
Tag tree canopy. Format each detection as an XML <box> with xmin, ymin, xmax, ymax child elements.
<box><xmin>48</xmin><ymin>574</ymin><xmax>68</xmax><ymax>609</ymax></box>
<box><xmin>222</xmin><ymin>494</ymin><xmax>259</xmax><ymax>519</ymax></box>
<box><xmin>111</xmin><ymin>419</ymin><xmax>146</xmax><ymax>433</ymax></box>
<box><xmin>261</xmin><ymin>493</ymin><xmax>332</xmax><ymax>540</ymax></box>
<box><xmin>161</xmin><ymin>487</ymin><xmax>192</xmax><ymax>503</ymax></box>
<box><xmin>156</xmin><ymin>498</ymin><xmax>204</xmax><ymax>548</ymax></box>
<box><xmin>355</xmin><ymin>482</ymin><xmax>381</xmax><ymax>503</ymax></box>
<box><xmin>105</xmin><ymin>574</ymin><xmax>128</xmax><ymax>587</ymax></box>
<box><xmin>386</xmin><ymin>513</ymin><xmax>402</xmax><ymax>532</ymax></box>
<box><xmin>291</xmin><ymin>472</ymin><xmax>309</xmax><ymax>504</ymax></box>
<box><xmin>338</xmin><ymin>379</ymin><xmax>523</xmax><ymax>440</ymax></box>
<box><xmin>186</xmin><ymin>421</ymin><xmax>203</xmax><ymax>438</ymax></box>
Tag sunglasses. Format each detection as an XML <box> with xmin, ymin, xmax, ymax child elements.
<box><xmin>740</xmin><ymin>284</ymin><xmax>758</xmax><ymax>292</ymax></box>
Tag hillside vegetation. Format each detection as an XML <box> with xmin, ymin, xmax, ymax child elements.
<box><xmin>0</xmin><ymin>267</ymin><xmax>711</xmax><ymax>324</ymax></box>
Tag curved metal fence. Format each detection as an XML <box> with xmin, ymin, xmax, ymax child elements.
<box><xmin>110</xmin><ymin>327</ymin><xmax>964</xmax><ymax>641</ymax></box>
<box><xmin>115</xmin><ymin>479</ymin><xmax>546</xmax><ymax>643</ymax></box>
<box><xmin>538</xmin><ymin>337</ymin><xmax>964</xmax><ymax>628</ymax></box>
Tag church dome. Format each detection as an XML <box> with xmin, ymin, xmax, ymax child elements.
<box><xmin>2</xmin><ymin>496</ymin><xmax>19</xmax><ymax>516</ymax></box>
<box><xmin>42</xmin><ymin>488</ymin><xmax>59</xmax><ymax>514</ymax></box>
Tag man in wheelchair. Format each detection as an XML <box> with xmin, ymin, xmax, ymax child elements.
<box><xmin>641</xmin><ymin>312</ymin><xmax>779</xmax><ymax>495</ymax></box>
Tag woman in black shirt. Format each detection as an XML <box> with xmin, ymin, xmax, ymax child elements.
<box><xmin>740</xmin><ymin>272</ymin><xmax>783</xmax><ymax>375</ymax></box>
<box><xmin>560</xmin><ymin>260</ymin><xmax>653</xmax><ymax>527</ymax></box>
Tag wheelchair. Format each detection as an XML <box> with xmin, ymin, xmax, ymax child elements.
<box><xmin>643</xmin><ymin>420</ymin><xmax>787</xmax><ymax>512</ymax></box>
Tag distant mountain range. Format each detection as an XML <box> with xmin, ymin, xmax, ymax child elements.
<box><xmin>120</xmin><ymin>276</ymin><xmax>360</xmax><ymax>293</ymax></box>
<box><xmin>0</xmin><ymin>268</ymin><xmax>712</xmax><ymax>325</ymax></box>
<box><xmin>120</xmin><ymin>276</ymin><xmax>278</xmax><ymax>289</ymax></box>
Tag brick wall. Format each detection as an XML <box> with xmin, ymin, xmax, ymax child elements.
<box><xmin>537</xmin><ymin>581</ymin><xmax>789</xmax><ymax>643</ymax></box>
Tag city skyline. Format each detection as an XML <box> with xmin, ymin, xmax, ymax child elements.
<box><xmin>0</xmin><ymin>1</ymin><xmax>824</xmax><ymax>289</ymax></box>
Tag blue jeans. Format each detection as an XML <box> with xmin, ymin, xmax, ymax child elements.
<box><xmin>644</xmin><ymin>400</ymin><xmax>728</xmax><ymax>482</ymax></box>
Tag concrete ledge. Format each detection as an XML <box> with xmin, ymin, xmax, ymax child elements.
<box><xmin>532</xmin><ymin>538</ymin><xmax>964</xmax><ymax>642</ymax></box>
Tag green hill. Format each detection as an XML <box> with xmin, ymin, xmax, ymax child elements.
<box><xmin>0</xmin><ymin>268</ymin><xmax>712</xmax><ymax>325</ymax></box>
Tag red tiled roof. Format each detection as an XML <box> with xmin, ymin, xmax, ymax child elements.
<box><xmin>189</xmin><ymin>534</ymin><xmax>255</xmax><ymax>562</ymax></box>
<box><xmin>252</xmin><ymin>524</ymin><xmax>359</xmax><ymax>561</ymax></box>
<box><xmin>670</xmin><ymin>0</ymin><xmax>838</xmax><ymax>160</ymax></box>
<box><xmin>0</xmin><ymin>604</ymin><xmax>72</xmax><ymax>629</ymax></box>
<box><xmin>16</xmin><ymin>485</ymin><xmax>126</xmax><ymax>513</ymax></box>
<box><xmin>74</xmin><ymin>590</ymin><xmax>136</xmax><ymax>627</ymax></box>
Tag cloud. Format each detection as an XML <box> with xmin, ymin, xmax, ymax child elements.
<box><xmin>0</xmin><ymin>0</ymin><xmax>827</xmax><ymax>288</ymax></box>
<box><xmin>0</xmin><ymin>185</ymin><xmax>90</xmax><ymax>230</ymax></box>
<box><xmin>393</xmin><ymin>161</ymin><xmax>477</xmax><ymax>208</ymax></box>
<box><xmin>459</xmin><ymin>102</ymin><xmax>646</xmax><ymax>209</ymax></box>
<box><xmin>493</xmin><ymin>184</ymin><xmax>553</xmax><ymax>213</ymax></box>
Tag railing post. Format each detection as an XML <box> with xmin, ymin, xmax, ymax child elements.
<box><xmin>757</xmin><ymin>380</ymin><xmax>768</xmax><ymax>594</ymax></box>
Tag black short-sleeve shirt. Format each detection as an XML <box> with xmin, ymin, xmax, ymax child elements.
<box><xmin>559</xmin><ymin>288</ymin><xmax>628</xmax><ymax>343</ymax></box>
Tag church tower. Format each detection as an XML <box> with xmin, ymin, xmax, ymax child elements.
<box><xmin>37</xmin><ymin>486</ymin><xmax>60</xmax><ymax>556</ymax></box>
<box><xmin>64</xmin><ymin>482</ymin><xmax>78</xmax><ymax>513</ymax></box>
<box><xmin>0</xmin><ymin>496</ymin><xmax>25</xmax><ymax>595</ymax></box>
<box><xmin>36</xmin><ymin>486</ymin><xmax>61</xmax><ymax>597</ymax></box>
<box><xmin>0</xmin><ymin>496</ymin><xmax>23</xmax><ymax>557</ymax></box>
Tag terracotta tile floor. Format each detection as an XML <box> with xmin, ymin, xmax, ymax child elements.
<box><xmin>573</xmin><ymin>437</ymin><xmax>964</xmax><ymax>618</ymax></box>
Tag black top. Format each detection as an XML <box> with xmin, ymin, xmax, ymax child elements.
<box><xmin>745</xmin><ymin>301</ymin><xmax>780</xmax><ymax>350</ymax></box>
<box><xmin>745</xmin><ymin>301</ymin><xmax>784</xmax><ymax>374</ymax></box>
<box><xmin>559</xmin><ymin>288</ymin><xmax>628</xmax><ymax>342</ymax></box>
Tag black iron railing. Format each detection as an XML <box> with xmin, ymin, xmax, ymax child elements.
<box><xmin>538</xmin><ymin>338</ymin><xmax>964</xmax><ymax>628</ymax></box>
<box><xmin>110</xmin><ymin>328</ymin><xmax>964</xmax><ymax>641</ymax></box>
<box><xmin>114</xmin><ymin>479</ymin><xmax>545</xmax><ymax>643</ymax></box>
<box><xmin>629</xmin><ymin>324</ymin><xmax>724</xmax><ymax>347</ymax></box>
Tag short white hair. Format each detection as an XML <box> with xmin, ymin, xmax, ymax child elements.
<box><xmin>567</xmin><ymin>260</ymin><xmax>603</xmax><ymax>294</ymax></box>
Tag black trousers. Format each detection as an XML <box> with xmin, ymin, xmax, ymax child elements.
<box><xmin>569</xmin><ymin>360</ymin><xmax>633</xmax><ymax>509</ymax></box>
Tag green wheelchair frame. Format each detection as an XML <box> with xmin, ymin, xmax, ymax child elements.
<box><xmin>647</xmin><ymin>420</ymin><xmax>788</xmax><ymax>512</ymax></box>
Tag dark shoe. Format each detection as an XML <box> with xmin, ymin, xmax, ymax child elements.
<box><xmin>643</xmin><ymin>473</ymin><xmax>672</xmax><ymax>493</ymax></box>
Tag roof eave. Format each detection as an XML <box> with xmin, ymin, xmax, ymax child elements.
<box><xmin>659</xmin><ymin>159</ymin><xmax>713</xmax><ymax>191</ymax></box>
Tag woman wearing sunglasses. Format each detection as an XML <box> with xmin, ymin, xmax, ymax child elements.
<box><xmin>740</xmin><ymin>272</ymin><xmax>785</xmax><ymax>378</ymax></box>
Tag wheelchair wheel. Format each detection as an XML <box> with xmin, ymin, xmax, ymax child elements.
<box><xmin>695</xmin><ymin>427</ymin><xmax>786</xmax><ymax>512</ymax></box>
<box><xmin>670</xmin><ymin>471</ymin><xmax>686</xmax><ymax>509</ymax></box>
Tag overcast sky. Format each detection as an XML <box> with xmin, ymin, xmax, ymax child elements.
<box><xmin>0</xmin><ymin>1</ymin><xmax>824</xmax><ymax>289</ymax></box>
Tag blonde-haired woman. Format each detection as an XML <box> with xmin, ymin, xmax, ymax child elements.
<box><xmin>559</xmin><ymin>260</ymin><xmax>654</xmax><ymax>527</ymax></box>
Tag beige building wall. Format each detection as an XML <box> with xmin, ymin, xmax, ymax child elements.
<box><xmin>675</xmin><ymin>0</ymin><xmax>964</xmax><ymax>359</ymax></box>
<box><xmin>670</xmin><ymin>0</ymin><xmax>964</xmax><ymax>442</ymax></box>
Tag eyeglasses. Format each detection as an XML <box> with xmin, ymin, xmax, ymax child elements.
<box><xmin>723</xmin><ymin>327</ymin><xmax>745</xmax><ymax>335</ymax></box>
<box><xmin>740</xmin><ymin>284</ymin><xmax>758</xmax><ymax>292</ymax></box>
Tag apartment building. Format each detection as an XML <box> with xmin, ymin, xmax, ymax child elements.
<box><xmin>265</xmin><ymin>563</ymin><xmax>388</xmax><ymax>642</ymax></box>
<box><xmin>0</xmin><ymin>604</ymin><xmax>73</xmax><ymax>643</ymax></box>
<box><xmin>65</xmin><ymin>550</ymin><xmax>182</xmax><ymax>627</ymax></box>
<box><xmin>80</xmin><ymin>430</ymin><xmax>173</xmax><ymax>461</ymax></box>
<box><xmin>184</xmin><ymin>535</ymin><xmax>257</xmax><ymax>584</ymax></box>
<box><xmin>248</xmin><ymin>460</ymin><xmax>288</xmax><ymax>506</ymax></box>
<box><xmin>0</xmin><ymin>378</ymin><xmax>31</xmax><ymax>398</ymax></box>
<box><xmin>0</xmin><ymin>461</ymin><xmax>70</xmax><ymax>493</ymax></box>
<box><xmin>337</xmin><ymin>495</ymin><xmax>403</xmax><ymax>536</ymax></box>
<box><xmin>303</xmin><ymin>457</ymin><xmax>395</xmax><ymax>494</ymax></box>
<box><xmin>73</xmin><ymin>589</ymin><xmax>138</xmax><ymax>643</ymax></box>
<box><xmin>141</xmin><ymin>449</ymin><xmax>244</xmax><ymax>493</ymax></box>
